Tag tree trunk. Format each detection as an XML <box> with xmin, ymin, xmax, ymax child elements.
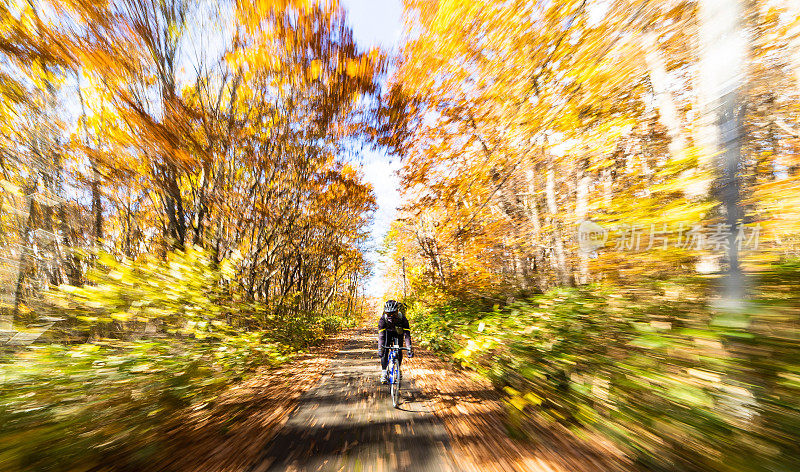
<box><xmin>546</xmin><ymin>158</ymin><xmax>571</xmax><ymax>286</ymax></box>
<box><xmin>76</xmin><ymin>75</ymin><xmax>103</xmax><ymax>247</ymax></box>
<box><xmin>575</xmin><ymin>158</ymin><xmax>591</xmax><ymax>284</ymax></box>
<box><xmin>90</xmin><ymin>172</ymin><xmax>102</xmax><ymax>243</ymax></box>
<box><xmin>13</xmin><ymin>194</ymin><xmax>35</xmax><ymax>319</ymax></box>
<box><xmin>525</xmin><ymin>168</ymin><xmax>548</xmax><ymax>291</ymax></box>
<box><xmin>698</xmin><ymin>0</ymin><xmax>748</xmax><ymax>307</ymax></box>
<box><xmin>642</xmin><ymin>30</ymin><xmax>689</xmax><ymax>160</ymax></box>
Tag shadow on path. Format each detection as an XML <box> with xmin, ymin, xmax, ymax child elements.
<box><xmin>247</xmin><ymin>328</ymin><xmax>456</xmax><ymax>472</ymax></box>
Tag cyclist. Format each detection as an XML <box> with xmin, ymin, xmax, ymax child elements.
<box><xmin>378</xmin><ymin>299</ymin><xmax>413</xmax><ymax>384</ymax></box>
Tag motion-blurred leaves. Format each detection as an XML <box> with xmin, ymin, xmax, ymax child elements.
<box><xmin>408</xmin><ymin>262</ymin><xmax>800</xmax><ymax>471</ymax></box>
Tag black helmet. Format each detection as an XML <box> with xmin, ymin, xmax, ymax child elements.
<box><xmin>383</xmin><ymin>299</ymin><xmax>400</xmax><ymax>314</ymax></box>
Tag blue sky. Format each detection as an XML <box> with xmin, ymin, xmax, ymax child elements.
<box><xmin>340</xmin><ymin>0</ymin><xmax>404</xmax><ymax>297</ymax></box>
<box><xmin>341</xmin><ymin>0</ymin><xmax>404</xmax><ymax>52</ymax></box>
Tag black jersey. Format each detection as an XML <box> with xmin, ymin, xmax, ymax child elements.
<box><xmin>378</xmin><ymin>313</ymin><xmax>412</xmax><ymax>350</ymax></box>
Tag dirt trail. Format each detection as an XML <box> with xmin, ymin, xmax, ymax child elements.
<box><xmin>247</xmin><ymin>328</ymin><xmax>456</xmax><ymax>472</ymax></box>
<box><xmin>163</xmin><ymin>326</ymin><xmax>629</xmax><ymax>472</ymax></box>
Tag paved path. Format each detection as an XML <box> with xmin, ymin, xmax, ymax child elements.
<box><xmin>248</xmin><ymin>329</ymin><xmax>456</xmax><ymax>472</ymax></box>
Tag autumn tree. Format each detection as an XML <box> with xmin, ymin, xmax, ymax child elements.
<box><xmin>384</xmin><ymin>0</ymin><xmax>800</xmax><ymax>302</ymax></box>
<box><xmin>0</xmin><ymin>0</ymin><xmax>385</xmax><ymax>336</ymax></box>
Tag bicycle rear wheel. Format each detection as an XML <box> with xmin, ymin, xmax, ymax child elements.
<box><xmin>390</xmin><ymin>359</ymin><xmax>401</xmax><ymax>408</ymax></box>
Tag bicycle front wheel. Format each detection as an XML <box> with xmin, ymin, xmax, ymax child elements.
<box><xmin>390</xmin><ymin>359</ymin><xmax>401</xmax><ymax>408</ymax></box>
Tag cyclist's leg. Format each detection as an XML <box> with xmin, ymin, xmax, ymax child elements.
<box><xmin>381</xmin><ymin>331</ymin><xmax>394</xmax><ymax>369</ymax></box>
<box><xmin>396</xmin><ymin>349</ymin><xmax>404</xmax><ymax>381</ymax></box>
<box><xmin>390</xmin><ymin>334</ymin><xmax>403</xmax><ymax>381</ymax></box>
<box><xmin>385</xmin><ymin>333</ymin><xmax>399</xmax><ymax>381</ymax></box>
<box><xmin>380</xmin><ymin>350</ymin><xmax>389</xmax><ymax>369</ymax></box>
<box><xmin>380</xmin><ymin>347</ymin><xmax>389</xmax><ymax>383</ymax></box>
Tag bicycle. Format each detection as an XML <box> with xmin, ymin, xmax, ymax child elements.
<box><xmin>386</xmin><ymin>342</ymin><xmax>410</xmax><ymax>408</ymax></box>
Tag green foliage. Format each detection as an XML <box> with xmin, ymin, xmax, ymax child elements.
<box><xmin>267</xmin><ymin>311</ymin><xmax>354</xmax><ymax>348</ymax></box>
<box><xmin>412</xmin><ymin>264</ymin><xmax>800</xmax><ymax>472</ymax></box>
<box><xmin>407</xmin><ymin>299</ymin><xmax>488</xmax><ymax>356</ymax></box>
<box><xmin>0</xmin><ymin>336</ymin><xmax>290</xmax><ymax>472</ymax></box>
<box><xmin>49</xmin><ymin>247</ymin><xmax>238</xmax><ymax>337</ymax></box>
<box><xmin>0</xmin><ymin>247</ymin><xmax>348</xmax><ymax>471</ymax></box>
